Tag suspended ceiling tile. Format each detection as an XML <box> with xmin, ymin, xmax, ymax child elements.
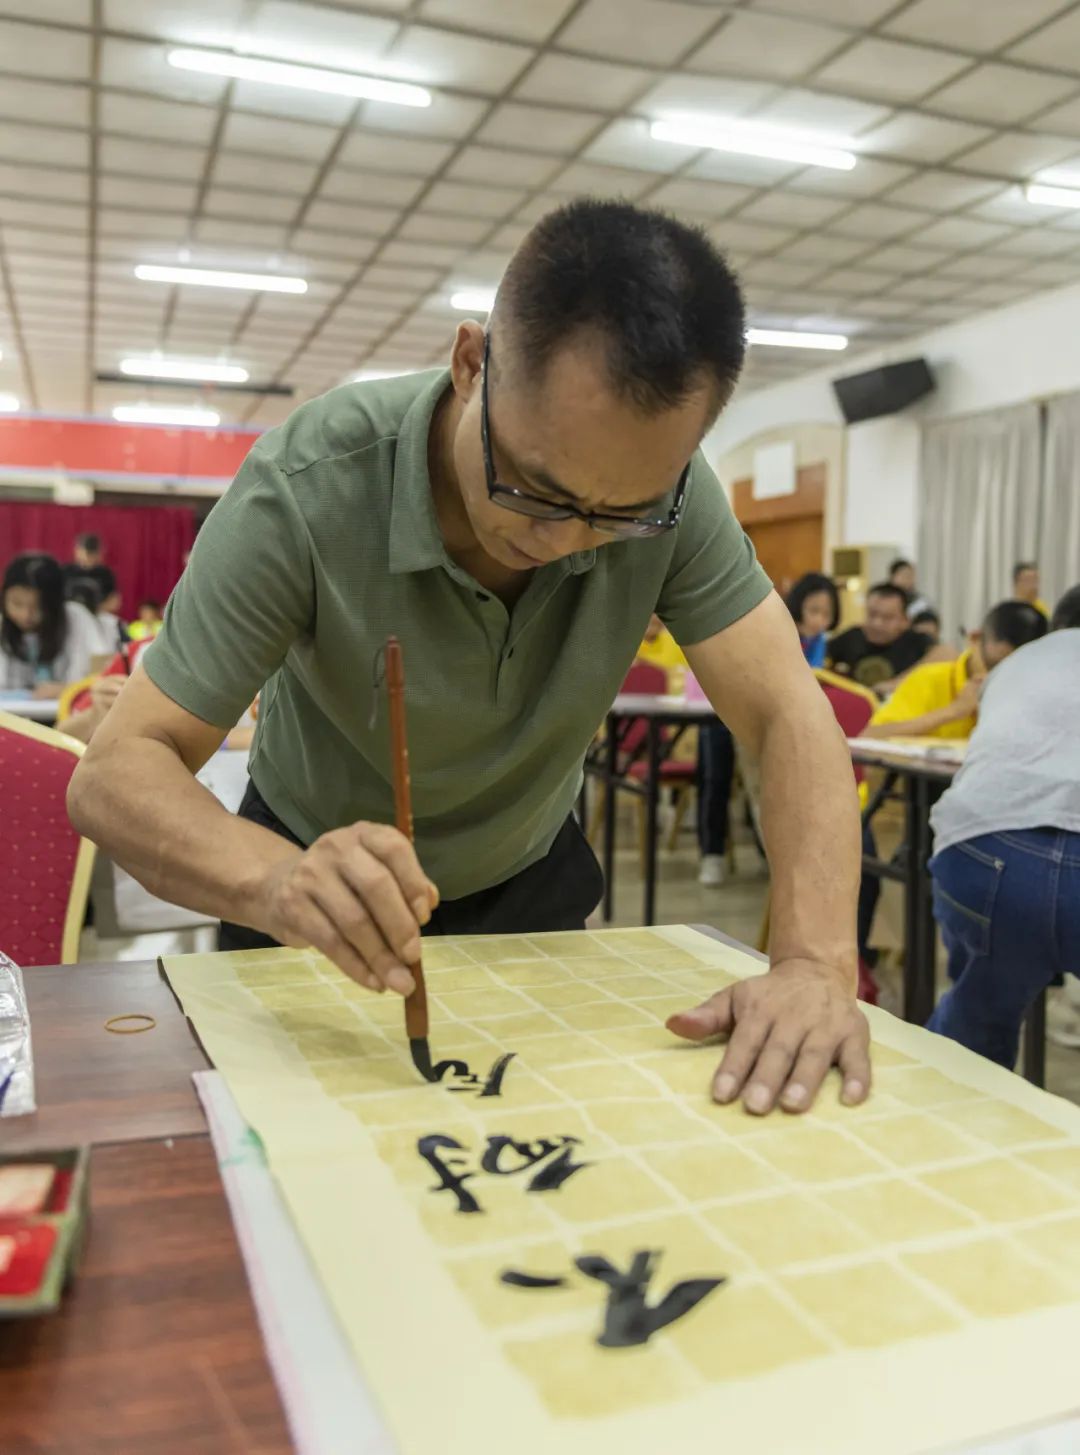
<box><xmin>475</xmin><ymin>102</ymin><xmax>600</xmax><ymax>155</ymax></box>
<box><xmin>787</xmin><ymin>158</ymin><xmax>915</xmax><ymax>199</ymax></box>
<box><xmin>1009</xmin><ymin>8</ymin><xmax>1080</xmax><ymax>72</ymax></box>
<box><xmin>388</xmin><ymin>24</ymin><xmax>533</xmax><ymax>94</ymax></box>
<box><xmin>886</xmin><ymin>0</ymin><xmax>1069</xmax><ymax>53</ymax></box>
<box><xmin>746</xmin><ymin>0</ymin><xmax>899</xmax><ymax>22</ymax></box>
<box><xmin>546</xmin><ymin>160</ymin><xmax>655</xmax><ymax>200</ymax></box>
<box><xmin>100</xmin><ymin>37</ymin><xmax>227</xmax><ymax>103</ymax></box>
<box><xmin>416</xmin><ymin>0</ymin><xmax>574</xmax><ymax>45</ymax></box>
<box><xmin>738</xmin><ymin>191</ymin><xmax>850</xmax><ymax>228</ymax></box>
<box><xmin>583</xmin><ymin>118</ymin><xmax>688</xmax><ymax>173</ymax></box>
<box><xmin>399</xmin><ymin>211</ymin><xmax>493</xmax><ymax>245</ymax></box>
<box><xmin>447</xmin><ymin>145</ymin><xmax>563</xmax><ymax>189</ymax></box>
<box><xmin>354</xmin><ymin>92</ymin><xmax>488</xmax><ymax>140</ymax></box>
<box><xmin>645</xmin><ymin>177</ymin><xmax>755</xmax><ymax>216</ymax></box>
<box><xmin>927</xmin><ymin>63</ymin><xmax>1078</xmax><ymax>126</ymax></box>
<box><xmin>0</xmin><ymin>17</ymin><xmax>91</xmax><ymax>81</ymax></box>
<box><xmin>514</xmin><ymin>54</ymin><xmax>653</xmax><ymax>110</ymax></box>
<box><xmin>687</xmin><ymin>12</ymin><xmax>848</xmax><ymax>83</ymax></box>
<box><xmin>557</xmin><ymin>0</ymin><xmax>717</xmax><ymax>67</ymax></box>
<box><xmin>752</xmin><ymin>87</ymin><xmax>893</xmax><ymax>137</ymax></box>
<box><xmin>336</xmin><ymin>130</ymin><xmax>455</xmax><ymax>175</ymax></box>
<box><xmin>0</xmin><ymin>77</ymin><xmax>90</xmax><ymax>127</ymax></box>
<box><xmin>955</xmin><ymin>132</ymin><xmax>1080</xmax><ymax>177</ymax></box>
<box><xmin>813</xmin><ymin>38</ymin><xmax>971</xmax><ymax>104</ymax></box>
<box><xmin>220</xmin><ymin>112</ymin><xmax>340</xmax><ymax>161</ymax></box>
<box><xmin>829</xmin><ymin>201</ymin><xmax>932</xmax><ymax>240</ymax></box>
<box><xmin>637</xmin><ymin>73</ymin><xmax>776</xmax><ymax>122</ymax></box>
<box><xmin>858</xmin><ymin>111</ymin><xmax>994</xmax><ymax>162</ymax></box>
<box><xmin>887</xmin><ymin>171</ymin><xmax>1006</xmax><ymax>211</ymax></box>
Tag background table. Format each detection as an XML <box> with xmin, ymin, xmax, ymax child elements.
<box><xmin>585</xmin><ymin>692</ymin><xmax>716</xmax><ymax>926</ymax></box>
<box><xmin>0</xmin><ymin>691</ymin><xmax>59</xmax><ymax>723</ymax></box>
<box><xmin>850</xmin><ymin>739</ymin><xmax>960</xmax><ymax>1028</ymax></box>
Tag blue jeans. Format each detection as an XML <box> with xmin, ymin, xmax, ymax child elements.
<box><xmin>928</xmin><ymin>829</ymin><xmax>1080</xmax><ymax>1067</ymax></box>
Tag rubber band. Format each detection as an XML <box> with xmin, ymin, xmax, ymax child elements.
<box><xmin>104</xmin><ymin>1013</ymin><xmax>158</xmax><ymax>1035</ymax></box>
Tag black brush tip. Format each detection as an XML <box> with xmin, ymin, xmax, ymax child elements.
<box><xmin>410</xmin><ymin>1037</ymin><xmax>437</xmax><ymax>1082</ymax></box>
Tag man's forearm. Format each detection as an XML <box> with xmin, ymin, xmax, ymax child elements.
<box><xmin>68</xmin><ymin>739</ymin><xmax>300</xmax><ymax>928</ymax></box>
<box><xmin>757</xmin><ymin>694</ymin><xmax>861</xmax><ymax>985</ymax></box>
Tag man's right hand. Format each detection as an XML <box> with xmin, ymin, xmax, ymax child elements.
<box><xmin>255</xmin><ymin>823</ymin><xmax>439</xmax><ymax>995</ymax></box>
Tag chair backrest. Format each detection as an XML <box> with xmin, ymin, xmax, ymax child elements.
<box><xmin>622</xmin><ymin>661</ymin><xmax>668</xmax><ymax>697</ymax></box>
<box><xmin>0</xmin><ymin>712</ymin><xmax>95</xmax><ymax>965</ymax></box>
<box><xmin>616</xmin><ymin>661</ymin><xmax>669</xmax><ymax>766</ymax></box>
<box><xmin>813</xmin><ymin>669</ymin><xmax>877</xmax><ymax>786</ymax></box>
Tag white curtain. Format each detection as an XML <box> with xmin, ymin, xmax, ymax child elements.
<box><xmin>1039</xmin><ymin>392</ymin><xmax>1080</xmax><ymax>611</ymax></box>
<box><xmin>918</xmin><ymin>403</ymin><xmax>1042</xmax><ymax>643</ymax></box>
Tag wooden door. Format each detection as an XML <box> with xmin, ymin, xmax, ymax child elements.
<box><xmin>732</xmin><ymin>462</ymin><xmax>826</xmax><ymax>595</ymax></box>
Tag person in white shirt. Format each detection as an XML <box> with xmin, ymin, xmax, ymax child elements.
<box><xmin>0</xmin><ymin>552</ymin><xmax>101</xmax><ymax>696</ymax></box>
<box><xmin>926</xmin><ymin>585</ymin><xmax>1080</xmax><ymax>1066</ymax></box>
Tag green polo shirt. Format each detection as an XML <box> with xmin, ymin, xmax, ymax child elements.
<box><xmin>144</xmin><ymin>368</ymin><xmax>769</xmax><ymax>899</ymax></box>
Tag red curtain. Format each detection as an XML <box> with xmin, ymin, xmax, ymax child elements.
<box><xmin>0</xmin><ymin>501</ymin><xmax>195</xmax><ymax>618</ymax></box>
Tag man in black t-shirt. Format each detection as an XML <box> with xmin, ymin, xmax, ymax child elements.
<box><xmin>827</xmin><ymin>582</ymin><xmax>929</xmax><ymax>694</ymax></box>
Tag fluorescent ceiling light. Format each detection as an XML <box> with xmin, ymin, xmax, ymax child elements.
<box><xmin>113</xmin><ymin>404</ymin><xmax>221</xmax><ymax>426</ymax></box>
<box><xmin>120</xmin><ymin>357</ymin><xmax>249</xmax><ymax>384</ymax></box>
<box><xmin>650</xmin><ymin>118</ymin><xmax>856</xmax><ymax>172</ymax></box>
<box><xmin>747</xmin><ymin>328</ymin><xmax>849</xmax><ymax>351</ymax></box>
<box><xmin>135</xmin><ymin>264</ymin><xmax>307</xmax><ymax>294</ymax></box>
<box><xmin>167</xmin><ymin>47</ymin><xmax>431</xmax><ymax>108</ymax></box>
<box><xmin>450</xmin><ymin>288</ymin><xmax>497</xmax><ymax>313</ymax></box>
<box><xmin>0</xmin><ymin>392</ymin><xmax>19</xmax><ymax>412</ymax></box>
<box><xmin>1025</xmin><ymin>183</ymin><xmax>1080</xmax><ymax>209</ymax></box>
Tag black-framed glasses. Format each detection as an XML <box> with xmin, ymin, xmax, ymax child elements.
<box><xmin>480</xmin><ymin>334</ymin><xmax>690</xmax><ymax>540</ymax></box>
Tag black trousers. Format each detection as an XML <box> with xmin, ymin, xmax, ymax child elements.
<box><xmin>218</xmin><ymin>780</ymin><xmax>605</xmax><ymax>952</ymax></box>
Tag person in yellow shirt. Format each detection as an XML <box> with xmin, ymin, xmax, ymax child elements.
<box><xmin>1014</xmin><ymin>561</ymin><xmax>1050</xmax><ymax>618</ymax></box>
<box><xmin>865</xmin><ymin>599</ymin><xmax>1048</xmax><ymax>740</ymax></box>
<box><xmin>635</xmin><ymin>612</ymin><xmax>687</xmax><ymax>680</ymax></box>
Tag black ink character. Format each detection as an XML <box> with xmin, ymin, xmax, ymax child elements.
<box><xmin>435</xmin><ymin>1051</ymin><xmax>516</xmax><ymax>1098</ymax></box>
<box><xmin>502</xmin><ymin>1249</ymin><xmax>726</xmax><ymax>1347</ymax></box>
<box><xmin>417</xmin><ymin>1133</ymin><xmax>590</xmax><ymax>1214</ymax></box>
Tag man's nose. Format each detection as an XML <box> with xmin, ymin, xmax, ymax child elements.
<box><xmin>532</xmin><ymin>519</ymin><xmax>594</xmax><ymax>556</ymax></box>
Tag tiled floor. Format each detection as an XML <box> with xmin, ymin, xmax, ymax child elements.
<box><xmin>593</xmin><ymin>800</ymin><xmax>1080</xmax><ymax>1110</ymax></box>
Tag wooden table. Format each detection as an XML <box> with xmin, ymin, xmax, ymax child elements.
<box><xmin>0</xmin><ymin>961</ymin><xmax>293</xmax><ymax>1454</ymax></box>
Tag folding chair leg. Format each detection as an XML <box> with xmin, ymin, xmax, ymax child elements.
<box><xmin>636</xmin><ymin>798</ymin><xmax>648</xmax><ymax>877</ymax></box>
<box><xmin>725</xmin><ymin>806</ymin><xmax>737</xmax><ymax>876</ymax></box>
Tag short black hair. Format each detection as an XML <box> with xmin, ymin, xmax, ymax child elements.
<box><xmin>911</xmin><ymin>608</ymin><xmax>940</xmax><ymax>629</ymax></box>
<box><xmin>76</xmin><ymin>532</ymin><xmax>101</xmax><ymax>554</ymax></box>
<box><xmin>983</xmin><ymin>599</ymin><xmax>1048</xmax><ymax>649</ymax></box>
<box><xmin>1051</xmin><ymin>585</ymin><xmax>1080</xmax><ymax>631</ymax></box>
<box><xmin>66</xmin><ymin>574</ymin><xmax>103</xmax><ymax>613</ymax></box>
<box><xmin>785</xmin><ymin>572</ymin><xmax>840</xmax><ymax>634</ymax></box>
<box><xmin>867</xmin><ymin>582</ymin><xmax>910</xmax><ymax>610</ymax></box>
<box><xmin>138</xmin><ymin>598</ymin><xmax>162</xmax><ymax>612</ymax></box>
<box><xmin>1013</xmin><ymin>560</ymin><xmax>1038</xmax><ymax>580</ymax></box>
<box><xmin>889</xmin><ymin>558</ymin><xmax>914</xmax><ymax>576</ymax></box>
<box><xmin>497</xmin><ymin>199</ymin><xmax>746</xmax><ymax>415</ymax></box>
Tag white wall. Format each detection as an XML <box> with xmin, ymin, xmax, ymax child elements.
<box><xmin>844</xmin><ymin>415</ymin><xmax>920</xmax><ymax>557</ymax></box>
<box><xmin>704</xmin><ymin>276</ymin><xmax>1080</xmax><ymax>557</ymax></box>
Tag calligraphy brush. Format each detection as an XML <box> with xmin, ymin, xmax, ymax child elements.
<box><xmin>384</xmin><ymin>635</ymin><xmax>437</xmax><ymax>1083</ymax></box>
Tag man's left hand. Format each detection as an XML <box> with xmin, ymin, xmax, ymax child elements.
<box><xmin>666</xmin><ymin>959</ymin><xmax>871</xmax><ymax>1115</ymax></box>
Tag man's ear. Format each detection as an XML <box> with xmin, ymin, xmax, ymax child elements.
<box><xmin>447</xmin><ymin>321</ymin><xmax>485</xmax><ymax>403</ymax></box>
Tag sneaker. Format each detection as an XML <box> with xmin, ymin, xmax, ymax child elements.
<box><xmin>698</xmin><ymin>854</ymin><xmax>726</xmax><ymax>887</ymax></box>
<box><xmin>1047</xmin><ymin>991</ymin><xmax>1080</xmax><ymax>1049</ymax></box>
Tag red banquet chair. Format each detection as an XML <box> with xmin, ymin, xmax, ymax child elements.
<box><xmin>0</xmin><ymin>712</ymin><xmax>96</xmax><ymax>966</ymax></box>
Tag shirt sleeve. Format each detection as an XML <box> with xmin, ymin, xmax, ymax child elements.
<box><xmin>656</xmin><ymin>453</ymin><xmax>772</xmax><ymax>647</ymax></box>
<box><xmin>142</xmin><ymin>440</ymin><xmax>315</xmax><ymax>729</ymax></box>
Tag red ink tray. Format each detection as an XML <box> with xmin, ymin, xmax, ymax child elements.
<box><xmin>0</xmin><ymin>1147</ymin><xmax>90</xmax><ymax>1318</ymax></box>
